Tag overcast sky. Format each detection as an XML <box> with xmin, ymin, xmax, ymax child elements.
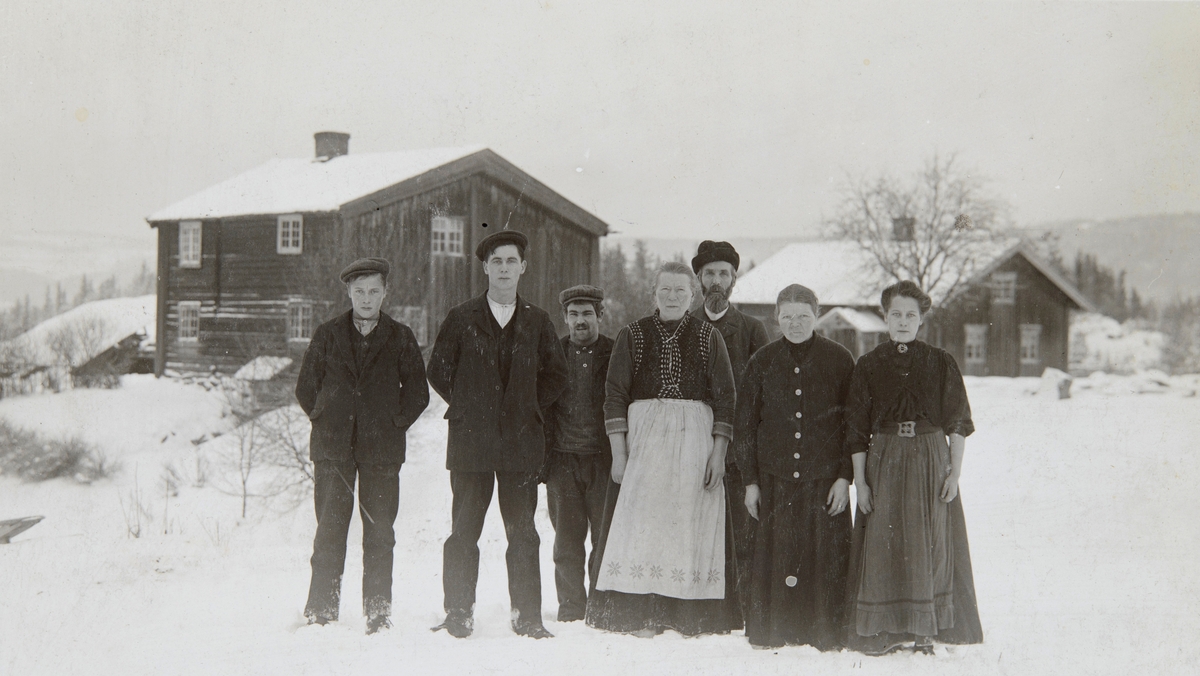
<box><xmin>1</xmin><ymin>0</ymin><xmax>1197</xmax><ymax>271</ymax></box>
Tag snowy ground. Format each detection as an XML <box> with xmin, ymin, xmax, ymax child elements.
<box><xmin>2</xmin><ymin>373</ymin><xmax>1198</xmax><ymax>675</ymax></box>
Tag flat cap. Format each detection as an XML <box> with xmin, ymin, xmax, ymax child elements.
<box><xmin>559</xmin><ymin>284</ymin><xmax>605</xmax><ymax>308</ymax></box>
<box><xmin>339</xmin><ymin>257</ymin><xmax>390</xmax><ymax>283</ymax></box>
<box><xmin>691</xmin><ymin>240</ymin><xmax>740</xmax><ymax>274</ymax></box>
<box><xmin>475</xmin><ymin>230</ymin><xmax>529</xmax><ymax>261</ymax></box>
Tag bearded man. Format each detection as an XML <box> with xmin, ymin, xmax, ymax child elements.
<box><xmin>690</xmin><ymin>240</ymin><xmax>770</xmax><ymax>626</ymax></box>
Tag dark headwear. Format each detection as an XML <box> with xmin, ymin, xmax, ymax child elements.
<box><xmin>339</xmin><ymin>257</ymin><xmax>390</xmax><ymax>283</ymax></box>
<box><xmin>691</xmin><ymin>240</ymin><xmax>740</xmax><ymax>274</ymax></box>
<box><xmin>559</xmin><ymin>284</ymin><xmax>605</xmax><ymax>309</ymax></box>
<box><xmin>475</xmin><ymin>230</ymin><xmax>529</xmax><ymax>262</ymax></box>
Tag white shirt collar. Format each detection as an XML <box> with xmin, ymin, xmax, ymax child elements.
<box><xmin>487</xmin><ymin>296</ymin><xmax>517</xmax><ymax>328</ymax></box>
<box><xmin>705</xmin><ymin>306</ymin><xmax>729</xmax><ymax>321</ymax></box>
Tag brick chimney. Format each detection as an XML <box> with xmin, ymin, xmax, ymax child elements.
<box><xmin>892</xmin><ymin>216</ymin><xmax>915</xmax><ymax>242</ymax></box>
<box><xmin>314</xmin><ymin>131</ymin><xmax>350</xmax><ymax>160</ymax></box>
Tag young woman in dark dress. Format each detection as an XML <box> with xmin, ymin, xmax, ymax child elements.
<box><xmin>734</xmin><ymin>284</ymin><xmax>857</xmax><ymax>650</ymax></box>
<box><xmin>843</xmin><ymin>280</ymin><xmax>984</xmax><ymax>655</ymax></box>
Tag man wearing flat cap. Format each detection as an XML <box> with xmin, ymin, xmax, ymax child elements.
<box><xmin>295</xmin><ymin>257</ymin><xmax>430</xmax><ymax>634</ymax></box>
<box><xmin>427</xmin><ymin>229</ymin><xmax>568</xmax><ymax>639</ymax></box>
<box><xmin>690</xmin><ymin>240</ymin><xmax>770</xmax><ymax>625</ymax></box>
<box><xmin>541</xmin><ymin>284</ymin><xmax>614</xmax><ymax>623</ymax></box>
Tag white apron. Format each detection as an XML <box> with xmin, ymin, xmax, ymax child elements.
<box><xmin>595</xmin><ymin>399</ymin><xmax>726</xmax><ymax>600</ymax></box>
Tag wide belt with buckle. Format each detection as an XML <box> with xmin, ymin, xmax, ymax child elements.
<box><xmin>875</xmin><ymin>420</ymin><xmax>941</xmax><ymax>437</ymax></box>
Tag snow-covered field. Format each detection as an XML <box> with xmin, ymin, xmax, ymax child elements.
<box><xmin>2</xmin><ymin>373</ymin><xmax>1198</xmax><ymax>675</ymax></box>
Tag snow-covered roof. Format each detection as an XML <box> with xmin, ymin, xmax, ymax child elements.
<box><xmin>4</xmin><ymin>295</ymin><xmax>157</xmax><ymax>366</ymax></box>
<box><xmin>234</xmin><ymin>356</ymin><xmax>294</xmax><ymax>381</ymax></box>
<box><xmin>730</xmin><ymin>241</ymin><xmax>883</xmax><ymax>307</ymax></box>
<box><xmin>817</xmin><ymin>307</ymin><xmax>888</xmax><ymax>333</ymax></box>
<box><xmin>148</xmin><ymin>146</ymin><xmax>486</xmax><ymax>221</ymax></box>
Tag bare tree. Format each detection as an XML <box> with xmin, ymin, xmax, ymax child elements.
<box><xmin>826</xmin><ymin>153</ymin><xmax>1012</xmax><ymax>305</ymax></box>
<box><xmin>47</xmin><ymin>315</ymin><xmax>113</xmax><ymax>368</ymax></box>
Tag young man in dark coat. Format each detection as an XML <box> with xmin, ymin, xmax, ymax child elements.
<box><xmin>690</xmin><ymin>240</ymin><xmax>771</xmax><ymax>625</ymax></box>
<box><xmin>295</xmin><ymin>257</ymin><xmax>430</xmax><ymax>634</ymax></box>
<box><xmin>542</xmin><ymin>284</ymin><xmax>614</xmax><ymax>623</ymax></box>
<box><xmin>427</xmin><ymin>230</ymin><xmax>569</xmax><ymax>639</ymax></box>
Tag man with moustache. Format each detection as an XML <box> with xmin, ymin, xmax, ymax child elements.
<box><xmin>541</xmin><ymin>285</ymin><xmax>614</xmax><ymax>623</ymax></box>
<box><xmin>690</xmin><ymin>240</ymin><xmax>770</xmax><ymax>625</ymax></box>
<box><xmin>427</xmin><ymin>230</ymin><xmax>568</xmax><ymax>640</ymax></box>
<box><xmin>296</xmin><ymin>257</ymin><xmax>430</xmax><ymax>635</ymax></box>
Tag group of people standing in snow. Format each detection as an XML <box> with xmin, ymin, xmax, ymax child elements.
<box><xmin>293</xmin><ymin>230</ymin><xmax>983</xmax><ymax>656</ymax></box>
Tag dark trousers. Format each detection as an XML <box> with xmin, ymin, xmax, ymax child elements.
<box><xmin>443</xmin><ymin>471</ymin><xmax>543</xmax><ymax>624</ymax></box>
<box><xmin>305</xmin><ymin>460</ymin><xmax>400</xmax><ymax>621</ymax></box>
<box><xmin>726</xmin><ymin>463</ymin><xmax>754</xmax><ymax>626</ymax></box>
<box><xmin>545</xmin><ymin>451</ymin><xmax>610</xmax><ymax>621</ymax></box>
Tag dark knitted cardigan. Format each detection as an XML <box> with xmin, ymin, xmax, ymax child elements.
<box><xmin>603</xmin><ymin>312</ymin><xmax>736</xmax><ymax>439</ymax></box>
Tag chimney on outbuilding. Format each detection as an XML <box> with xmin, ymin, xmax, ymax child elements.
<box><xmin>314</xmin><ymin>131</ymin><xmax>350</xmax><ymax>161</ymax></box>
<box><xmin>892</xmin><ymin>216</ymin><xmax>915</xmax><ymax>242</ymax></box>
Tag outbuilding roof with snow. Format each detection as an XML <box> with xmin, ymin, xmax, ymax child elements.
<box><xmin>817</xmin><ymin>306</ymin><xmax>889</xmax><ymax>333</ymax></box>
<box><xmin>730</xmin><ymin>241</ymin><xmax>883</xmax><ymax>307</ymax></box>
<box><xmin>4</xmin><ymin>295</ymin><xmax>157</xmax><ymax>367</ymax></box>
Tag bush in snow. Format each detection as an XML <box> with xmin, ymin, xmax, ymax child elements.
<box><xmin>0</xmin><ymin>419</ymin><xmax>119</xmax><ymax>482</ymax></box>
<box><xmin>1070</xmin><ymin>312</ymin><xmax>1165</xmax><ymax>375</ymax></box>
<box><xmin>202</xmin><ymin>405</ymin><xmax>313</xmax><ymax>517</ymax></box>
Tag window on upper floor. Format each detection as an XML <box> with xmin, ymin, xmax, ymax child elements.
<box><xmin>991</xmin><ymin>272</ymin><xmax>1016</xmax><ymax>304</ymax></box>
<box><xmin>431</xmin><ymin>216</ymin><xmax>464</xmax><ymax>257</ymax></box>
<box><xmin>964</xmin><ymin>324</ymin><xmax>987</xmax><ymax>364</ymax></box>
<box><xmin>1020</xmin><ymin>323</ymin><xmax>1042</xmax><ymax>364</ymax></box>
<box><xmin>278</xmin><ymin>214</ymin><xmax>303</xmax><ymax>254</ymax></box>
<box><xmin>179</xmin><ymin>221</ymin><xmax>202</xmax><ymax>268</ymax></box>
<box><xmin>288</xmin><ymin>301</ymin><xmax>314</xmax><ymax>342</ymax></box>
<box><xmin>178</xmin><ymin>301</ymin><xmax>200</xmax><ymax>342</ymax></box>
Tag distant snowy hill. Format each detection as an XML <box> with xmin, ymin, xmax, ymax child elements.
<box><xmin>5</xmin><ymin>295</ymin><xmax>156</xmax><ymax>366</ymax></box>
<box><xmin>1024</xmin><ymin>213</ymin><xmax>1200</xmax><ymax>304</ymax></box>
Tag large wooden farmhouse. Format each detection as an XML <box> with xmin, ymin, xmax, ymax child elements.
<box><xmin>147</xmin><ymin>133</ymin><xmax>608</xmax><ymax>376</ymax></box>
<box><xmin>730</xmin><ymin>240</ymin><xmax>1097</xmax><ymax>377</ymax></box>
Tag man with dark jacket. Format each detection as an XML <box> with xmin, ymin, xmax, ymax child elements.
<box><xmin>543</xmin><ymin>284</ymin><xmax>613</xmax><ymax>623</ymax></box>
<box><xmin>296</xmin><ymin>257</ymin><xmax>430</xmax><ymax>634</ymax></box>
<box><xmin>690</xmin><ymin>240</ymin><xmax>771</xmax><ymax>625</ymax></box>
<box><xmin>427</xmin><ymin>230</ymin><xmax>568</xmax><ymax>639</ymax></box>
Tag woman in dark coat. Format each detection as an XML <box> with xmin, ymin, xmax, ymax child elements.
<box><xmin>843</xmin><ymin>280</ymin><xmax>983</xmax><ymax>655</ymax></box>
<box><xmin>734</xmin><ymin>284</ymin><xmax>856</xmax><ymax>650</ymax></box>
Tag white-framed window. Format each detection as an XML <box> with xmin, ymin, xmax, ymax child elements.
<box><xmin>991</xmin><ymin>272</ymin><xmax>1016</xmax><ymax>304</ymax></box>
<box><xmin>277</xmin><ymin>214</ymin><xmax>303</xmax><ymax>254</ymax></box>
<box><xmin>391</xmin><ymin>305</ymin><xmax>429</xmax><ymax>346</ymax></box>
<box><xmin>964</xmin><ymin>324</ymin><xmax>987</xmax><ymax>364</ymax></box>
<box><xmin>179</xmin><ymin>221</ymin><xmax>202</xmax><ymax>268</ymax></box>
<box><xmin>431</xmin><ymin>216</ymin><xmax>464</xmax><ymax>257</ymax></box>
<box><xmin>178</xmin><ymin>301</ymin><xmax>201</xmax><ymax>342</ymax></box>
<box><xmin>288</xmin><ymin>301</ymin><xmax>313</xmax><ymax>341</ymax></box>
<box><xmin>1020</xmin><ymin>323</ymin><xmax>1042</xmax><ymax>364</ymax></box>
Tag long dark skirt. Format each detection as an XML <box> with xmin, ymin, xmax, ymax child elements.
<box><xmin>843</xmin><ymin>432</ymin><xmax>983</xmax><ymax>650</ymax></box>
<box><xmin>585</xmin><ymin>479</ymin><xmax>742</xmax><ymax>636</ymax></box>
<box><xmin>746</xmin><ymin>474</ymin><xmax>851</xmax><ymax>650</ymax></box>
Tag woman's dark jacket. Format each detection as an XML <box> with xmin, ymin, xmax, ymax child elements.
<box><xmin>843</xmin><ymin>339</ymin><xmax>975</xmax><ymax>457</ymax></box>
<box><xmin>295</xmin><ymin>311</ymin><xmax>430</xmax><ymax>465</ymax></box>
<box><xmin>426</xmin><ymin>294</ymin><xmax>569</xmax><ymax>474</ymax></box>
<box><xmin>734</xmin><ymin>334</ymin><xmax>856</xmax><ymax>485</ymax></box>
